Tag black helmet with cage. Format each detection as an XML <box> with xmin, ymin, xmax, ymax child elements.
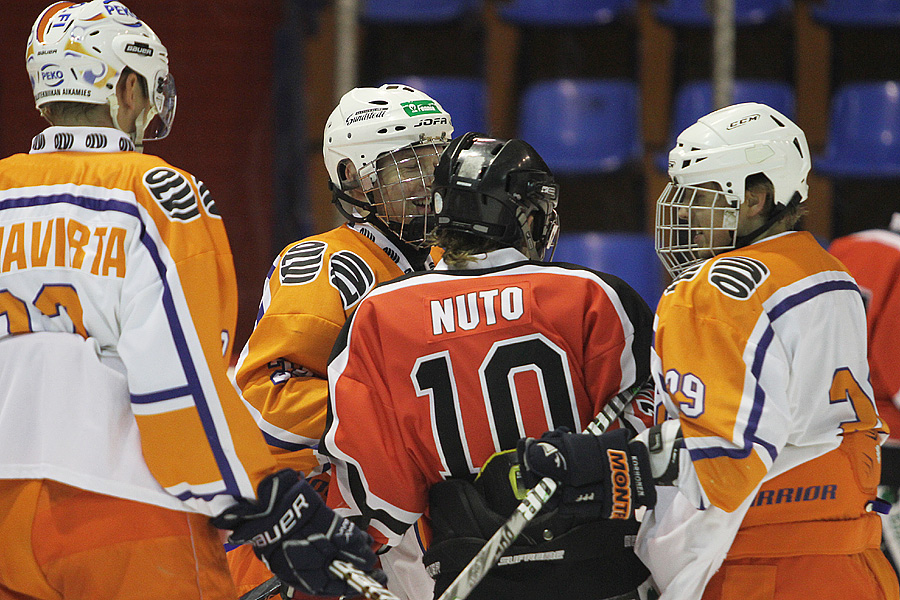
<box><xmin>431</xmin><ymin>132</ymin><xmax>560</xmax><ymax>260</ymax></box>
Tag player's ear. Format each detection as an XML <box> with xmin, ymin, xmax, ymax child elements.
<box><xmin>744</xmin><ymin>188</ymin><xmax>767</xmax><ymax>218</ymax></box>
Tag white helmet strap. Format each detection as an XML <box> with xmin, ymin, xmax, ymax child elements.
<box><xmin>107</xmin><ymin>91</ymin><xmax>154</xmax><ymax>153</ymax></box>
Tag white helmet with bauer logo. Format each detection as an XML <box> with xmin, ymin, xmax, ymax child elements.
<box><xmin>26</xmin><ymin>1</ymin><xmax>176</xmax><ymax>145</ymax></box>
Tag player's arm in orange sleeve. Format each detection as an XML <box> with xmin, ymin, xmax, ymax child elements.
<box><xmin>122</xmin><ymin>169</ymin><xmax>278</xmax><ymax>514</ymax></box>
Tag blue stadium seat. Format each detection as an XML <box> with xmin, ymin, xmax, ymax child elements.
<box><xmin>499</xmin><ymin>0</ymin><xmax>637</xmax><ymax>26</ymax></box>
<box><xmin>551</xmin><ymin>232</ymin><xmax>665</xmax><ymax>309</ymax></box>
<box><xmin>363</xmin><ymin>0</ymin><xmax>481</xmax><ymax>23</ymax></box>
<box><xmin>815</xmin><ymin>81</ymin><xmax>900</xmax><ymax>178</ymax></box>
<box><xmin>655</xmin><ymin>0</ymin><xmax>792</xmax><ymax>27</ymax></box>
<box><xmin>656</xmin><ymin>79</ymin><xmax>796</xmax><ymax>170</ymax></box>
<box><xmin>382</xmin><ymin>77</ymin><xmax>488</xmax><ymax>137</ymax></box>
<box><xmin>813</xmin><ymin>0</ymin><xmax>900</xmax><ymax>27</ymax></box>
<box><xmin>518</xmin><ymin>78</ymin><xmax>642</xmax><ymax>174</ymax></box>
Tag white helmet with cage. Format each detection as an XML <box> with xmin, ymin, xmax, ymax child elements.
<box><xmin>26</xmin><ymin>1</ymin><xmax>176</xmax><ymax>146</ymax></box>
<box><xmin>656</xmin><ymin>102</ymin><xmax>811</xmax><ymax>278</ymax></box>
<box><xmin>323</xmin><ymin>84</ymin><xmax>454</xmax><ymax>246</ymax></box>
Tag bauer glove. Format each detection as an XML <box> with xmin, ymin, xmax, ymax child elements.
<box><xmin>517</xmin><ymin>427</ymin><xmax>656</xmax><ymax>520</ymax></box>
<box><xmin>211</xmin><ymin>469</ymin><xmax>384</xmax><ymax>597</ymax></box>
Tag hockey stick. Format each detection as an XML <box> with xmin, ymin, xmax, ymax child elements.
<box><xmin>435</xmin><ymin>379</ymin><xmax>650</xmax><ymax>600</ymax></box>
<box><xmin>329</xmin><ymin>560</ymin><xmax>401</xmax><ymax>600</ymax></box>
<box><xmin>237</xmin><ymin>576</ymin><xmax>282</xmax><ymax>600</ymax></box>
<box><xmin>237</xmin><ymin>562</ymin><xmax>401</xmax><ymax>600</ymax></box>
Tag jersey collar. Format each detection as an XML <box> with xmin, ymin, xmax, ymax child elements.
<box><xmin>435</xmin><ymin>247</ymin><xmax>529</xmax><ymax>271</ymax></box>
<box><xmin>347</xmin><ymin>221</ymin><xmax>435</xmax><ymax>274</ymax></box>
<box><xmin>30</xmin><ymin>126</ymin><xmax>136</xmax><ymax>154</ymax></box>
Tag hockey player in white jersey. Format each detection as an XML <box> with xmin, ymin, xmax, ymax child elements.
<box><xmin>0</xmin><ymin>3</ymin><xmax>378</xmax><ymax>599</ymax></box>
<box><xmin>518</xmin><ymin>103</ymin><xmax>900</xmax><ymax>599</ymax></box>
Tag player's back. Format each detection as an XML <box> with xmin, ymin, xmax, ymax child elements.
<box><xmin>0</xmin><ymin>147</ymin><xmax>216</xmax><ymax>347</ymax></box>
<box><xmin>331</xmin><ymin>257</ymin><xmax>651</xmax><ymax>482</ymax></box>
<box><xmin>0</xmin><ymin>136</ymin><xmax>255</xmax><ymax>513</ymax></box>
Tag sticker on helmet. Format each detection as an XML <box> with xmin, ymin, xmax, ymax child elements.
<box><xmin>280</xmin><ymin>240</ymin><xmax>326</xmax><ymax>285</ymax></box>
<box><xmin>40</xmin><ymin>64</ymin><xmax>64</xmax><ymax>88</ymax></box>
<box><xmin>708</xmin><ymin>256</ymin><xmax>769</xmax><ymax>300</ymax></box>
<box><xmin>345</xmin><ymin>107</ymin><xmax>388</xmax><ymax>126</ymax></box>
<box><xmin>401</xmin><ymin>100</ymin><xmax>441</xmax><ymax>117</ymax></box>
<box><xmin>726</xmin><ymin>114</ymin><xmax>760</xmax><ymax>130</ymax></box>
<box><xmin>329</xmin><ymin>250</ymin><xmax>376</xmax><ymax>309</ymax></box>
<box><xmin>143</xmin><ymin>167</ymin><xmax>199</xmax><ymax>221</ymax></box>
<box><xmin>124</xmin><ymin>42</ymin><xmax>153</xmax><ymax>57</ymax></box>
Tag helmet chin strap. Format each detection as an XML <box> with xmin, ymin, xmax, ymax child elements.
<box><xmin>329</xmin><ymin>181</ymin><xmax>431</xmax><ymax>268</ymax></box>
<box><xmin>734</xmin><ymin>192</ymin><xmax>802</xmax><ymax>249</ymax></box>
<box><xmin>107</xmin><ymin>95</ymin><xmax>149</xmax><ymax>153</ymax></box>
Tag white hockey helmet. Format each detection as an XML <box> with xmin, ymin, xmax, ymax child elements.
<box><xmin>26</xmin><ymin>1</ymin><xmax>176</xmax><ymax>144</ymax></box>
<box><xmin>323</xmin><ymin>84</ymin><xmax>454</xmax><ymax>246</ymax></box>
<box><xmin>656</xmin><ymin>102</ymin><xmax>811</xmax><ymax>277</ymax></box>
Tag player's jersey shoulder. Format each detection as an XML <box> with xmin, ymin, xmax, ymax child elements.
<box><xmin>2</xmin><ymin>148</ymin><xmax>218</xmax><ymax>224</ymax></box>
<box><xmin>659</xmin><ymin>232</ymin><xmax>848</xmax><ymax>316</ymax></box>
<box><xmin>270</xmin><ymin>225</ymin><xmax>403</xmax><ymax>313</ymax></box>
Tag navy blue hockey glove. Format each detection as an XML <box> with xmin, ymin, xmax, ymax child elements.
<box><xmin>517</xmin><ymin>427</ymin><xmax>656</xmax><ymax>520</ymax></box>
<box><xmin>211</xmin><ymin>469</ymin><xmax>383</xmax><ymax>597</ymax></box>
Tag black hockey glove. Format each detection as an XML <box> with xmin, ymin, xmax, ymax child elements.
<box><xmin>517</xmin><ymin>427</ymin><xmax>656</xmax><ymax>520</ymax></box>
<box><xmin>211</xmin><ymin>469</ymin><xmax>383</xmax><ymax>597</ymax></box>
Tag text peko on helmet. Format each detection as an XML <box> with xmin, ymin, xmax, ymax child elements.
<box><xmin>323</xmin><ymin>84</ymin><xmax>453</xmax><ymax>247</ymax></box>
<box><xmin>431</xmin><ymin>132</ymin><xmax>560</xmax><ymax>260</ymax></box>
<box><xmin>656</xmin><ymin>102</ymin><xmax>811</xmax><ymax>278</ymax></box>
<box><xmin>26</xmin><ymin>1</ymin><xmax>176</xmax><ymax>146</ymax></box>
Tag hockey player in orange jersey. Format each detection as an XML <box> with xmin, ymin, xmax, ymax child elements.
<box><xmin>227</xmin><ymin>85</ymin><xmax>454</xmax><ymax>599</ymax></box>
<box><xmin>321</xmin><ymin>132</ymin><xmax>656</xmax><ymax>600</ymax></box>
<box><xmin>0</xmin><ymin>3</ymin><xmax>379</xmax><ymax>599</ymax></box>
<box><xmin>519</xmin><ymin>103</ymin><xmax>900</xmax><ymax>599</ymax></box>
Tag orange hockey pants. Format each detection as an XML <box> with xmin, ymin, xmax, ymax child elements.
<box><xmin>0</xmin><ymin>479</ymin><xmax>236</xmax><ymax>600</ymax></box>
<box><xmin>702</xmin><ymin>549</ymin><xmax>900</xmax><ymax>600</ymax></box>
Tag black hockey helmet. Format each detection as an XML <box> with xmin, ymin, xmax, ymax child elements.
<box><xmin>431</xmin><ymin>132</ymin><xmax>561</xmax><ymax>260</ymax></box>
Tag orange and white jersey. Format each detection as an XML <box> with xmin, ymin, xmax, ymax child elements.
<box><xmin>0</xmin><ymin>126</ymin><xmax>277</xmax><ymax>516</ymax></box>
<box><xmin>234</xmin><ymin>222</ymin><xmax>437</xmax><ymax>479</ymax></box>
<box><xmin>322</xmin><ymin>248</ymin><xmax>654</xmax><ymax>547</ymax></box>
<box><xmin>829</xmin><ymin>223</ymin><xmax>900</xmax><ymax>441</ymax></box>
<box><xmin>638</xmin><ymin>231</ymin><xmax>887</xmax><ymax>598</ymax></box>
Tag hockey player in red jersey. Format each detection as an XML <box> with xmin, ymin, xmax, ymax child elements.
<box><xmin>228</xmin><ymin>85</ymin><xmax>454</xmax><ymax>599</ymax></box>
<box><xmin>829</xmin><ymin>213</ymin><xmax>900</xmax><ymax>453</ymax></box>
<box><xmin>519</xmin><ymin>103</ymin><xmax>900</xmax><ymax>599</ymax></box>
<box><xmin>0</xmin><ymin>3</ymin><xmax>378</xmax><ymax>599</ymax></box>
<box><xmin>829</xmin><ymin>212</ymin><xmax>900</xmax><ymax>569</ymax></box>
<box><xmin>322</xmin><ymin>132</ymin><xmax>656</xmax><ymax>600</ymax></box>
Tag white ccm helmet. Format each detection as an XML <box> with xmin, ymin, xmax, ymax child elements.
<box><xmin>26</xmin><ymin>1</ymin><xmax>176</xmax><ymax>147</ymax></box>
<box><xmin>656</xmin><ymin>102</ymin><xmax>811</xmax><ymax>278</ymax></box>
<box><xmin>323</xmin><ymin>84</ymin><xmax>454</xmax><ymax>247</ymax></box>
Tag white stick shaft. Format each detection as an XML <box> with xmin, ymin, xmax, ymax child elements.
<box><xmin>238</xmin><ymin>561</ymin><xmax>400</xmax><ymax>600</ymax></box>
<box><xmin>436</xmin><ymin>477</ymin><xmax>558</xmax><ymax>600</ymax></box>
<box><xmin>329</xmin><ymin>560</ymin><xmax>401</xmax><ymax>600</ymax></box>
<box><xmin>435</xmin><ymin>380</ymin><xmax>647</xmax><ymax>600</ymax></box>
